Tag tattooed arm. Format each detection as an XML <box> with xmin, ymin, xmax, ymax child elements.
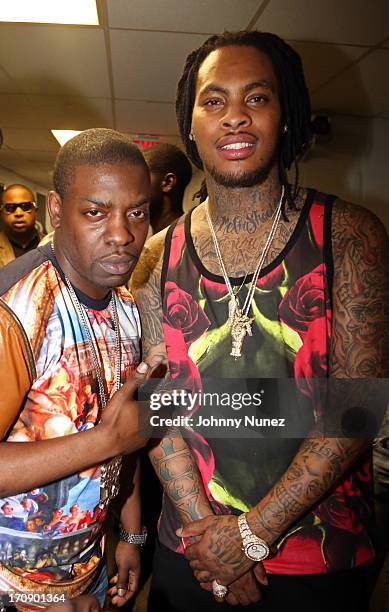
<box><xmin>247</xmin><ymin>201</ymin><xmax>389</xmax><ymax>539</ymax></box>
<box><xmin>131</xmin><ymin>231</ymin><xmax>213</xmax><ymax>525</ymax></box>
<box><xmin>180</xmin><ymin>201</ymin><xmax>389</xmax><ymax>585</ymax></box>
<box><xmin>132</xmin><ymin>232</ymin><xmax>266</xmax><ymax>604</ymax></box>
<box><xmin>329</xmin><ymin>200</ymin><xmax>389</xmax><ymax>378</ymax></box>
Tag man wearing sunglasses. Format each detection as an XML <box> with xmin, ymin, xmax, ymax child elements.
<box><xmin>0</xmin><ymin>184</ymin><xmax>45</xmax><ymax>267</ymax></box>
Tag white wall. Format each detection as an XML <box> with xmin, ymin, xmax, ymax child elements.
<box><xmin>183</xmin><ymin>116</ymin><xmax>389</xmax><ymax>233</ymax></box>
<box><xmin>0</xmin><ymin>166</ymin><xmax>48</xmax><ymax>198</ymax></box>
<box><xmin>299</xmin><ymin>116</ymin><xmax>389</xmax><ymax>232</ymax></box>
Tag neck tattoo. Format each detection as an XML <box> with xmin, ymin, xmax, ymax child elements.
<box><xmin>205</xmin><ymin>185</ymin><xmax>285</xmax><ymax>358</ymax></box>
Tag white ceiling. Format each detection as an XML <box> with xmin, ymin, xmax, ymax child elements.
<box><xmin>0</xmin><ymin>0</ymin><xmax>388</xmax><ymax>189</ymax></box>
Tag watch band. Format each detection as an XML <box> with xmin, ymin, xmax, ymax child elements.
<box><xmin>119</xmin><ymin>525</ymin><xmax>147</xmax><ymax>546</ymax></box>
<box><xmin>238</xmin><ymin>513</ymin><xmax>253</xmax><ymax>540</ymax></box>
<box><xmin>237</xmin><ymin>513</ymin><xmax>270</xmax><ymax>561</ymax></box>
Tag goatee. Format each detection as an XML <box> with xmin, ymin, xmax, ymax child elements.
<box><xmin>206</xmin><ymin>160</ymin><xmax>275</xmax><ymax>189</ymax></box>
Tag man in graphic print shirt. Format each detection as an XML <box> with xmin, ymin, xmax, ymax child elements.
<box><xmin>132</xmin><ymin>31</ymin><xmax>389</xmax><ymax>612</ymax></box>
<box><xmin>0</xmin><ymin>129</ymin><xmax>155</xmax><ymax>610</ymax></box>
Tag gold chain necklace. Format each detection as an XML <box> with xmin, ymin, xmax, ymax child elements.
<box><xmin>205</xmin><ymin>185</ymin><xmax>284</xmax><ymax>358</ymax></box>
<box><xmin>51</xmin><ymin>243</ymin><xmax>122</xmax><ymax>509</ymax></box>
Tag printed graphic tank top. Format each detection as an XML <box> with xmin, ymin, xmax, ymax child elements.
<box><xmin>160</xmin><ymin>189</ymin><xmax>375</xmax><ymax>574</ymax></box>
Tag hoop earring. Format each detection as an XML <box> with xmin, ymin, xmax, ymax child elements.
<box><xmin>189</xmin><ymin>132</ymin><xmax>195</xmax><ymax>141</ymax></box>
<box><xmin>283</xmin><ymin>124</ymin><xmax>288</xmax><ymax>134</ymax></box>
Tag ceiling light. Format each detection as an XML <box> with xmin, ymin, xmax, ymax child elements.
<box><xmin>51</xmin><ymin>130</ymin><xmax>82</xmax><ymax>146</ymax></box>
<box><xmin>0</xmin><ymin>1</ymin><xmax>99</xmax><ymax>25</ymax></box>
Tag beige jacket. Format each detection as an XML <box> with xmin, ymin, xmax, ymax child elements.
<box><xmin>0</xmin><ymin>231</ymin><xmax>15</xmax><ymax>268</ymax></box>
<box><xmin>0</xmin><ymin>230</ymin><xmax>46</xmax><ymax>268</ymax></box>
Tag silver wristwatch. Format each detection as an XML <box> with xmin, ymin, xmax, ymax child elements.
<box><xmin>119</xmin><ymin>525</ymin><xmax>147</xmax><ymax>546</ymax></box>
<box><xmin>237</xmin><ymin>513</ymin><xmax>270</xmax><ymax>562</ymax></box>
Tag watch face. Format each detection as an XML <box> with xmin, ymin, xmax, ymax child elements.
<box><xmin>246</xmin><ymin>542</ymin><xmax>268</xmax><ymax>561</ymax></box>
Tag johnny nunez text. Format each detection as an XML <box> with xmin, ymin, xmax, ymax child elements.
<box><xmin>149</xmin><ymin>415</ymin><xmax>286</xmax><ymax>428</ymax></box>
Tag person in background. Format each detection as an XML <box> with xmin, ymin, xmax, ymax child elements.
<box><xmin>144</xmin><ymin>143</ymin><xmax>192</xmax><ymax>234</ymax></box>
<box><xmin>0</xmin><ymin>184</ymin><xmax>45</xmax><ymax>266</ymax></box>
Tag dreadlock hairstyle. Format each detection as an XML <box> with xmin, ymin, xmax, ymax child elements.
<box><xmin>175</xmin><ymin>30</ymin><xmax>311</xmax><ymax>216</ymax></box>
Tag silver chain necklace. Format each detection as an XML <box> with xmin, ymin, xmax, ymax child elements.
<box><xmin>205</xmin><ymin>185</ymin><xmax>284</xmax><ymax>358</ymax></box>
<box><xmin>51</xmin><ymin>243</ymin><xmax>123</xmax><ymax>508</ymax></box>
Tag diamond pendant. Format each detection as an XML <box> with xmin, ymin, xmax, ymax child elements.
<box><xmin>230</xmin><ymin>309</ymin><xmax>254</xmax><ymax>358</ymax></box>
<box><xmin>99</xmin><ymin>456</ymin><xmax>122</xmax><ymax>509</ymax></box>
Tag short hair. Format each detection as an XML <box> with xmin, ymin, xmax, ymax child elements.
<box><xmin>175</xmin><ymin>30</ymin><xmax>311</xmax><ymax>211</ymax></box>
<box><xmin>144</xmin><ymin>144</ymin><xmax>192</xmax><ymax>192</ymax></box>
<box><xmin>2</xmin><ymin>183</ymin><xmax>34</xmax><ymax>203</ymax></box>
<box><xmin>53</xmin><ymin>128</ymin><xmax>146</xmax><ymax>198</ymax></box>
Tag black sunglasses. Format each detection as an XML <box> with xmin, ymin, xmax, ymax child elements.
<box><xmin>1</xmin><ymin>201</ymin><xmax>37</xmax><ymax>214</ymax></box>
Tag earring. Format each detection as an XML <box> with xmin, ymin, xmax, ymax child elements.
<box><xmin>189</xmin><ymin>132</ymin><xmax>195</xmax><ymax>141</ymax></box>
<box><xmin>283</xmin><ymin>124</ymin><xmax>288</xmax><ymax>134</ymax></box>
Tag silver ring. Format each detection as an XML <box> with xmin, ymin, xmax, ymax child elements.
<box><xmin>212</xmin><ymin>579</ymin><xmax>228</xmax><ymax>598</ymax></box>
<box><xmin>117</xmin><ymin>586</ymin><xmax>127</xmax><ymax>597</ymax></box>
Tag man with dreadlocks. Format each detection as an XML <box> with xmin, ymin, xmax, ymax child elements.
<box><xmin>132</xmin><ymin>31</ymin><xmax>389</xmax><ymax>611</ymax></box>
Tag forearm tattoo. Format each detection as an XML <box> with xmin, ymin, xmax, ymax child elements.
<box><xmin>249</xmin><ymin>436</ymin><xmax>368</xmax><ymax>544</ymax></box>
<box><xmin>150</xmin><ymin>430</ymin><xmax>212</xmax><ymax>524</ymax></box>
